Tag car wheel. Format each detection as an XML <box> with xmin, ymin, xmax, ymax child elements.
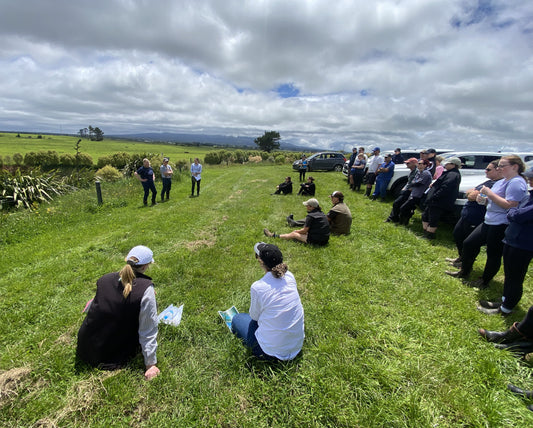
<box><xmin>334</xmin><ymin>164</ymin><xmax>343</xmax><ymax>172</ymax></box>
<box><xmin>389</xmin><ymin>177</ymin><xmax>407</xmax><ymax>198</ymax></box>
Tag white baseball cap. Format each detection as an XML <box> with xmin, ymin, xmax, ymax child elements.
<box><xmin>126</xmin><ymin>245</ymin><xmax>154</xmax><ymax>265</ymax></box>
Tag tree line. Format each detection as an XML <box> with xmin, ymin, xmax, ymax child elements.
<box><xmin>78</xmin><ymin>126</ymin><xmax>104</xmax><ymax>141</ymax></box>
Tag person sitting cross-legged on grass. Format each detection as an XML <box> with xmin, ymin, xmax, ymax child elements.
<box><xmin>297</xmin><ymin>176</ymin><xmax>316</xmax><ymax>196</ymax></box>
<box><xmin>287</xmin><ymin>191</ymin><xmax>351</xmax><ymax>235</ymax></box>
<box><xmin>231</xmin><ymin>242</ymin><xmax>304</xmax><ymax>361</ymax></box>
<box><xmin>76</xmin><ymin>245</ymin><xmax>160</xmax><ymax>381</ymax></box>
<box><xmin>265</xmin><ymin>198</ymin><xmax>330</xmax><ymax>246</ymax></box>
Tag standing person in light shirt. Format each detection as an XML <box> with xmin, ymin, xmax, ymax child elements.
<box><xmin>444</xmin><ymin>160</ymin><xmax>502</xmax><ymax>268</ymax></box>
<box><xmin>160</xmin><ymin>157</ymin><xmax>173</xmax><ymax>202</ymax></box>
<box><xmin>363</xmin><ymin>147</ymin><xmax>384</xmax><ymax>197</ymax></box>
<box><xmin>446</xmin><ymin>155</ymin><xmax>528</xmax><ymax>290</ymax></box>
<box><xmin>190</xmin><ymin>158</ymin><xmax>202</xmax><ymax>197</ymax></box>
<box><xmin>477</xmin><ymin>166</ymin><xmax>533</xmax><ymax>316</ymax></box>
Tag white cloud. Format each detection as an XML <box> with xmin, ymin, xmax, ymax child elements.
<box><xmin>0</xmin><ymin>0</ymin><xmax>532</xmax><ymax>151</ymax></box>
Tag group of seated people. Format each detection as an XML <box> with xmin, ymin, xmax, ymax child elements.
<box><xmin>77</xmin><ymin>242</ymin><xmax>306</xmax><ymax>381</ymax></box>
<box><xmin>272</xmin><ymin>176</ymin><xmax>316</xmax><ymax>196</ymax></box>
<box><xmin>264</xmin><ymin>190</ymin><xmax>352</xmax><ymax>245</ymax></box>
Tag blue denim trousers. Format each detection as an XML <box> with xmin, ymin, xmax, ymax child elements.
<box><xmin>231</xmin><ymin>313</ymin><xmax>278</xmax><ymax>361</ymax></box>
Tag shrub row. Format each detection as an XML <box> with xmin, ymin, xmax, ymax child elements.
<box><xmin>203</xmin><ymin>149</ymin><xmax>303</xmax><ymax>165</ymax></box>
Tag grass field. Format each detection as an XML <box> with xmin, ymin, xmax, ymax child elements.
<box><xmin>1</xmin><ymin>162</ymin><xmax>533</xmax><ymax>427</ymax></box>
<box><xmin>0</xmin><ymin>132</ymin><xmax>220</xmax><ymax>164</ymax></box>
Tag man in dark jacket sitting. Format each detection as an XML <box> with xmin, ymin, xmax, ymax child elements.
<box><xmin>264</xmin><ymin>198</ymin><xmax>330</xmax><ymax>246</ymax></box>
<box><xmin>272</xmin><ymin>176</ymin><xmax>293</xmax><ymax>195</ymax></box>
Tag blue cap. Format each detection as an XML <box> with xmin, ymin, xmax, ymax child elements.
<box><xmin>373</xmin><ymin>147</ymin><xmax>380</xmax><ymax>152</ymax></box>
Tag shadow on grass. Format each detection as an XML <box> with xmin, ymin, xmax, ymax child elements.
<box><xmin>244</xmin><ymin>350</ymin><xmax>304</xmax><ymax>378</ymax></box>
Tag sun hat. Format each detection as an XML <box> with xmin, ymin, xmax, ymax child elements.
<box><xmin>444</xmin><ymin>157</ymin><xmax>462</xmax><ymax>167</ymax></box>
<box><xmin>303</xmin><ymin>198</ymin><xmax>319</xmax><ymax>208</ymax></box>
<box><xmin>126</xmin><ymin>245</ymin><xmax>154</xmax><ymax>265</ymax></box>
<box><xmin>254</xmin><ymin>242</ymin><xmax>283</xmax><ymax>269</ymax></box>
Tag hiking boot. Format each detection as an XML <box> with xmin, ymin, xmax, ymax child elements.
<box><xmin>263</xmin><ymin>228</ymin><xmax>275</xmax><ymax>238</ymax></box>
<box><xmin>478</xmin><ymin>323</ymin><xmax>523</xmax><ymax>343</ymax></box>
<box><xmin>476</xmin><ymin>305</ymin><xmax>511</xmax><ymax>317</ymax></box>
<box><xmin>445</xmin><ymin>269</ymin><xmax>466</xmax><ymax>278</ymax></box>
<box><xmin>470</xmin><ymin>278</ymin><xmax>489</xmax><ymax>289</ymax></box>
<box><xmin>479</xmin><ymin>300</ymin><xmax>501</xmax><ymax>309</ymax></box>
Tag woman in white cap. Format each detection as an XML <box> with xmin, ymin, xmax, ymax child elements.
<box><xmin>76</xmin><ymin>245</ymin><xmax>160</xmax><ymax>380</ymax></box>
<box><xmin>231</xmin><ymin>243</ymin><xmax>304</xmax><ymax>361</ymax></box>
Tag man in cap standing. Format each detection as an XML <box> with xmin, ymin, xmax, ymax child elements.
<box><xmin>364</xmin><ymin>147</ymin><xmax>384</xmax><ymax>197</ymax></box>
<box><xmin>160</xmin><ymin>157</ymin><xmax>173</xmax><ymax>202</ymax></box>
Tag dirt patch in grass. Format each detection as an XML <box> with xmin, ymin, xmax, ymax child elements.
<box><xmin>34</xmin><ymin>371</ymin><xmax>117</xmax><ymax>426</ymax></box>
<box><xmin>0</xmin><ymin>367</ymin><xmax>32</xmax><ymax>406</ymax></box>
<box><xmin>185</xmin><ymin>239</ymin><xmax>216</xmax><ymax>251</ymax></box>
<box><xmin>184</xmin><ymin>215</ymin><xmax>228</xmax><ymax>251</ymax></box>
<box><xmin>53</xmin><ymin>325</ymin><xmax>77</xmax><ymax>346</ymax></box>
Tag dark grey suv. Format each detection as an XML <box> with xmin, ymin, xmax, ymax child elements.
<box><xmin>293</xmin><ymin>152</ymin><xmax>347</xmax><ymax>172</ymax></box>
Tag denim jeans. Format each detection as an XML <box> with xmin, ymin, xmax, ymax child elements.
<box><xmin>142</xmin><ymin>181</ymin><xmax>157</xmax><ymax>204</ymax></box>
<box><xmin>231</xmin><ymin>313</ymin><xmax>278</xmax><ymax>361</ymax></box>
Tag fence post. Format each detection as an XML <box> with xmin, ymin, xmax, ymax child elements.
<box><xmin>95</xmin><ymin>181</ymin><xmax>103</xmax><ymax>205</ymax></box>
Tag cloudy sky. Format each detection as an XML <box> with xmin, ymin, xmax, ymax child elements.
<box><xmin>1</xmin><ymin>0</ymin><xmax>532</xmax><ymax>152</ymax></box>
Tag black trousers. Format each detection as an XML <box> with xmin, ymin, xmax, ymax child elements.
<box><xmin>161</xmin><ymin>178</ymin><xmax>172</xmax><ymax>200</ymax></box>
<box><xmin>452</xmin><ymin>216</ymin><xmax>478</xmax><ymax>259</ymax></box>
<box><xmin>387</xmin><ymin>190</ymin><xmax>410</xmax><ymax>222</ymax></box>
<box><xmin>191</xmin><ymin>177</ymin><xmax>201</xmax><ymax>195</ymax></box>
<box><xmin>142</xmin><ymin>181</ymin><xmax>157</xmax><ymax>204</ymax></box>
<box><xmin>461</xmin><ymin>222</ymin><xmax>507</xmax><ymax>283</ymax></box>
<box><xmin>518</xmin><ymin>306</ymin><xmax>533</xmax><ymax>338</ymax></box>
<box><xmin>399</xmin><ymin>196</ymin><xmax>422</xmax><ymax>223</ymax></box>
<box><xmin>502</xmin><ymin>244</ymin><xmax>533</xmax><ymax>310</ymax></box>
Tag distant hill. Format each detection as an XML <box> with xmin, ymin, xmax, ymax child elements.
<box><xmin>109</xmin><ymin>132</ymin><xmax>321</xmax><ymax>152</ymax></box>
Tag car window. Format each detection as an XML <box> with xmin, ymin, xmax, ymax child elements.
<box><xmin>458</xmin><ymin>155</ymin><xmax>475</xmax><ymax>169</ymax></box>
<box><xmin>478</xmin><ymin>155</ymin><xmax>501</xmax><ymax>168</ymax></box>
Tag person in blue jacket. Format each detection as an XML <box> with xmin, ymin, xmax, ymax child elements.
<box><xmin>371</xmin><ymin>153</ymin><xmax>395</xmax><ymax>201</ymax></box>
<box><xmin>477</xmin><ymin>167</ymin><xmax>533</xmax><ymax>315</ymax></box>
<box><xmin>134</xmin><ymin>158</ymin><xmax>157</xmax><ymax>206</ymax></box>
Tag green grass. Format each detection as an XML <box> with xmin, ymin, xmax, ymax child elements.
<box><xmin>1</xmin><ymin>164</ymin><xmax>533</xmax><ymax>427</ymax></box>
<box><xmin>0</xmin><ymin>132</ymin><xmax>218</xmax><ymax>163</ymax></box>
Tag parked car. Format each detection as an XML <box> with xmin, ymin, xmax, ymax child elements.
<box><xmin>293</xmin><ymin>152</ymin><xmax>346</xmax><ymax>172</ymax></box>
